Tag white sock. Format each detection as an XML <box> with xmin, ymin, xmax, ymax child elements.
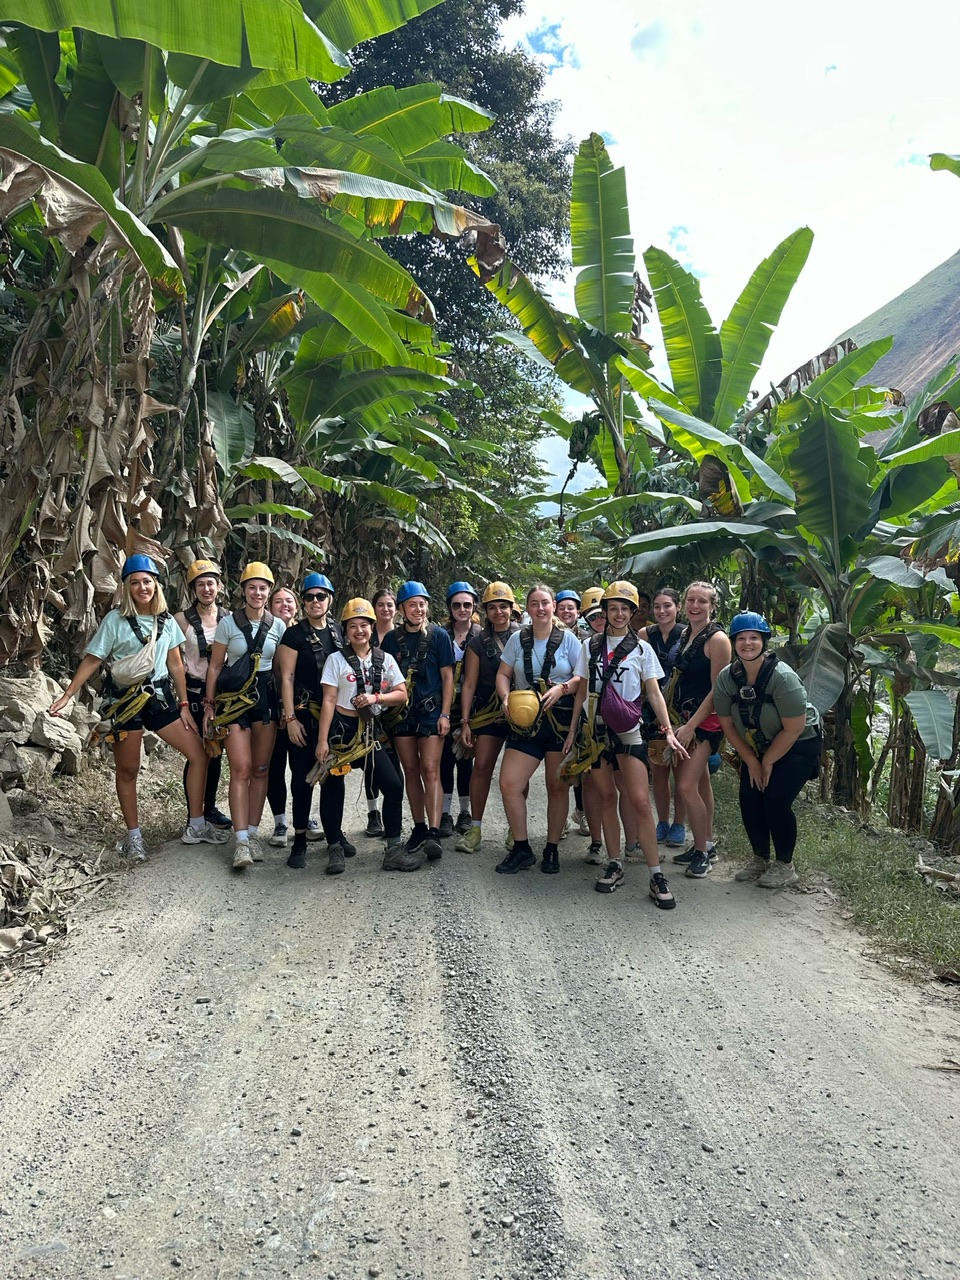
<box><xmin>246</xmin><ymin>828</ymin><xmax>257</xmax><ymax>839</ymax></box>
<box><xmin>236</xmin><ymin>831</ymin><xmax>249</xmax><ymax>843</ymax></box>
<box><xmin>650</xmin><ymin>862</ymin><xmax>661</xmax><ymax>876</ymax></box>
<box><xmin>442</xmin><ymin>793</ymin><xmax>453</xmax><ymax>815</ymax></box>
<box><xmin>471</xmin><ymin>819</ymin><xmax>481</xmax><ymax>829</ymax></box>
<box><xmin>368</xmin><ymin>799</ymin><xmax>379</xmax><ymax>813</ymax></box>
<box><xmin>128</xmin><ymin>826</ymin><xmax>141</xmax><ymax>838</ymax></box>
<box><xmin>188</xmin><ymin>816</ymin><xmax>204</xmax><ymax>832</ymax></box>
<box><xmin>459</xmin><ymin>801</ymin><xmax>471</xmax><ymax>817</ymax></box>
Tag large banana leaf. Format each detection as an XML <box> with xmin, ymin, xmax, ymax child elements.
<box><xmin>0</xmin><ymin>114</ymin><xmax>183</xmax><ymax>296</ymax></box>
<box><xmin>0</xmin><ymin>0</ymin><xmax>351</xmax><ymax>82</ymax></box>
<box><xmin>616</xmin><ymin>359</ymin><xmax>686</xmax><ymax>415</ymax></box>
<box><xmin>650</xmin><ymin>399</ymin><xmax>795</xmax><ymax>502</ymax></box>
<box><xmin>571</xmin><ymin>133</ymin><xmax>634</xmax><ymax>337</ymax></box>
<box><xmin>301</xmin><ymin>0</ymin><xmax>444</xmax><ymax>54</ymax></box>
<box><xmin>6</xmin><ymin>27</ymin><xmax>65</xmax><ymax>139</ymax></box>
<box><xmin>327</xmin><ymin>84</ymin><xmax>493</xmax><ymax>157</ymax></box>
<box><xmin>765</xmin><ymin>338</ymin><xmax>894</xmax><ymax>430</ymax></box>
<box><xmin>883</xmin><ymin>428</ymin><xmax>960</xmax><ymax>468</ymax></box>
<box><xmin>403</xmin><ymin>141</ymin><xmax>496</xmax><ymax>197</ymax></box>
<box><xmin>713</xmin><ymin>226</ymin><xmax>814</xmax><ymax>431</ymax></box>
<box><xmin>643</xmin><ymin>247</ymin><xmax>721</xmax><ymax>421</ymax></box>
<box><xmin>904</xmin><ymin>689</ymin><xmax>954</xmax><ymax>759</ymax></box>
<box><xmin>287</xmin><ymin>363</ymin><xmax>453</xmax><ymax>431</ymax></box>
<box><xmin>58</xmin><ymin>33</ymin><xmax>120</xmax><ymax>187</ymax></box>
<box><xmin>151</xmin><ymin>186</ymin><xmax>425</xmax><ymax>313</ymax></box>
<box><xmin>795</xmin><ymin>621</ymin><xmax>848</xmax><ymax>713</ymax></box>
<box><xmin>788</xmin><ymin>400</ymin><xmax>872</xmax><ymax>557</ymax></box>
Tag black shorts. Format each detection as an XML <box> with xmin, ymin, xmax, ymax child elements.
<box><xmin>105</xmin><ymin>678</ymin><xmax>181</xmax><ymax>734</ymax></box>
<box><xmin>695</xmin><ymin>727</ymin><xmax>723</xmax><ymax>753</ymax></box>
<box><xmin>234</xmin><ymin>671</ymin><xmax>280</xmax><ymax>729</ymax></box>
<box><xmin>391</xmin><ymin>702</ymin><xmax>443</xmax><ymax>738</ymax></box>
<box><xmin>506</xmin><ymin>695</ymin><xmax>574</xmax><ymax>761</ymax></box>
<box><xmin>474</xmin><ymin>721</ymin><xmax>509</xmax><ymax>740</ymax></box>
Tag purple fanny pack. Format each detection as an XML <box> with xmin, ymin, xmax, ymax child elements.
<box><xmin>600</xmin><ymin>683</ymin><xmax>644</xmax><ymax>734</ymax></box>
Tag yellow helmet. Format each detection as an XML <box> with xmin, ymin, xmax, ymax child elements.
<box><xmin>340</xmin><ymin>597</ymin><xmax>376</xmax><ymax>624</ymax></box>
<box><xmin>186</xmin><ymin>559</ymin><xmax>221</xmax><ymax>586</ymax></box>
<box><xmin>581</xmin><ymin>586</ymin><xmax>604</xmax><ymax>615</ymax></box>
<box><xmin>602</xmin><ymin>580</ymin><xmax>640</xmax><ymax>609</ymax></box>
<box><xmin>482</xmin><ymin>580</ymin><xmax>516</xmax><ymax>606</ymax></box>
<box><xmin>239</xmin><ymin>561</ymin><xmax>275</xmax><ymax>586</ymax></box>
<box><xmin>506</xmin><ymin>689</ymin><xmax>541</xmax><ymax>729</ymax></box>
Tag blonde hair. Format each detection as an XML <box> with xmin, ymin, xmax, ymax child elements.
<box><xmin>119</xmin><ymin>577</ymin><xmax>167</xmax><ymax>617</ymax></box>
<box><xmin>683</xmin><ymin>580</ymin><xmax>719</xmax><ymax>617</ymax></box>
<box><xmin>525</xmin><ymin>583</ymin><xmax>556</xmax><ymax>606</ymax></box>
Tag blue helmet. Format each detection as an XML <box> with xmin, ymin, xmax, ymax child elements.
<box><xmin>302</xmin><ymin>572</ymin><xmax>334</xmax><ymax>595</ymax></box>
<box><xmin>556</xmin><ymin>589</ymin><xmax>581</xmax><ymax>605</ymax></box>
<box><xmin>446</xmin><ymin>580</ymin><xmax>478</xmax><ymax>603</ymax></box>
<box><xmin>729</xmin><ymin>611</ymin><xmax>772</xmax><ymax>637</ymax></box>
<box><xmin>121</xmin><ymin>554</ymin><xmax>161</xmax><ymax>579</ymax></box>
<box><xmin>397</xmin><ymin>580</ymin><xmax>430</xmax><ymax>605</ymax></box>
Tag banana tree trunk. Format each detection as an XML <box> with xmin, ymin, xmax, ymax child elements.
<box><xmin>830</xmin><ymin>667</ymin><xmax>865</xmax><ymax>813</ymax></box>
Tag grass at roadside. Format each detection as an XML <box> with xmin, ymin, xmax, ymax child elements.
<box><xmin>710</xmin><ymin>765</ymin><xmax>960</xmax><ymax>976</ymax></box>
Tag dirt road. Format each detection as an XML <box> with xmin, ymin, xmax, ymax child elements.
<box><xmin>2</xmin><ymin>773</ymin><xmax>959</xmax><ymax>1280</ymax></box>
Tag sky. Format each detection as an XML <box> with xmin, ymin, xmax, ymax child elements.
<box><xmin>505</xmin><ymin>0</ymin><xmax>960</xmax><ymax>489</ymax></box>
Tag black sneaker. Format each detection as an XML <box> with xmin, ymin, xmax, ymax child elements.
<box><xmin>455</xmin><ymin>811</ymin><xmax>473</xmax><ymax>835</ymax></box>
<box><xmin>438</xmin><ymin>813</ymin><xmax>455</xmax><ymax>839</ymax></box>
<box><xmin>495</xmin><ymin>846</ymin><xmax>536</xmax><ymax>874</ymax></box>
<box><xmin>205</xmin><ymin>807</ymin><xmax>232</xmax><ymax>829</ymax></box>
<box><xmin>672</xmin><ymin>843</ymin><xmax>719</xmax><ymax>865</ymax></box>
<box><xmin>340</xmin><ymin>837</ymin><xmax>357</xmax><ymax>858</ymax></box>
<box><xmin>595</xmin><ymin>860</ymin><xmax>625</xmax><ymax>893</ymax></box>
<box><xmin>405</xmin><ymin>823</ymin><xmax>429</xmax><ymax>854</ymax></box>
<box><xmin>685</xmin><ymin>849</ymin><xmax>711</xmax><ymax>878</ymax></box>
<box><xmin>649</xmin><ymin>871</ymin><xmax>677</xmax><ymax>910</ymax></box>
<box><xmin>365</xmin><ymin>810</ymin><xmax>384</xmax><ymax>838</ymax></box>
<box><xmin>286</xmin><ymin>836</ymin><xmax>307</xmax><ymax>870</ymax></box>
<box><xmin>423</xmin><ymin>829</ymin><xmax>443</xmax><ymax>861</ymax></box>
<box><xmin>540</xmin><ymin>845</ymin><xmax>559</xmax><ymax>875</ymax></box>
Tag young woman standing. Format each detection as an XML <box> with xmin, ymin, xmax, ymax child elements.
<box><xmin>456</xmin><ymin>581</ymin><xmax>520</xmax><ymax>853</ymax></box>
<box><xmin>382</xmin><ymin>582</ymin><xmax>455</xmax><ymax>860</ymax></box>
<box><xmin>494</xmin><ymin>584</ymin><xmax>581</xmax><ymax>874</ymax></box>
<box><xmin>715</xmin><ymin>613</ymin><xmax>821</xmax><ymax>888</ymax></box>
<box><xmin>174</xmin><ymin>558</ymin><xmax>231</xmax><ymax>830</ymax></box>
<box><xmin>668</xmin><ymin>581</ymin><xmax>731</xmax><ymax>880</ymax></box>
<box><xmin>265</xmin><ymin>584</ymin><xmax>300</xmax><ymax>846</ymax></box>
<box><xmin>203</xmin><ymin>562</ymin><xmax>286</xmax><ymax>870</ymax></box>
<box><xmin>314</xmin><ymin>599</ymin><xmax>410</xmax><ymax>872</ymax></box>
<box><xmin>566</xmin><ymin>581</ymin><xmax>686</xmax><ymax>904</ymax></box>
<box><xmin>638</xmin><ymin>587</ymin><xmax>686</xmax><ymax>847</ymax></box>
<box><xmin>364</xmin><ymin>588</ymin><xmax>399</xmax><ymax>836</ymax></box>
<box><xmin>439</xmin><ymin>581</ymin><xmax>481</xmax><ymax>838</ymax></box>
<box><xmin>49</xmin><ymin>556</ymin><xmax>226</xmax><ymax>860</ymax></box>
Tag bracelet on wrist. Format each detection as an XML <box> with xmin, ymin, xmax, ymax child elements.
<box><xmin>439</xmin><ymin>712</ymin><xmax>450</xmax><ymax>719</ymax></box>
<box><xmin>178</xmin><ymin>700</ymin><xmax>189</xmax><ymax>709</ymax></box>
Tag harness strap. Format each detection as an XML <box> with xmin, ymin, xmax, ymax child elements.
<box><xmin>520</xmin><ymin>624</ymin><xmax>563</xmax><ymax>689</ymax></box>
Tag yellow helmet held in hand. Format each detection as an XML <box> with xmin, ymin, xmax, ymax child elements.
<box><xmin>239</xmin><ymin>561</ymin><xmax>275</xmax><ymax>586</ymax></box>
<box><xmin>340</xmin><ymin>597</ymin><xmax>376</xmax><ymax>624</ymax></box>
<box><xmin>601</xmin><ymin>580</ymin><xmax>640</xmax><ymax>609</ymax></box>
<box><xmin>580</xmin><ymin>586</ymin><xmax>604</xmax><ymax>615</ymax></box>
<box><xmin>186</xmin><ymin>558</ymin><xmax>221</xmax><ymax>586</ymax></box>
<box><xmin>506</xmin><ymin>689</ymin><xmax>541</xmax><ymax>729</ymax></box>
<box><xmin>482</xmin><ymin>581</ymin><xmax>516</xmax><ymax>606</ymax></box>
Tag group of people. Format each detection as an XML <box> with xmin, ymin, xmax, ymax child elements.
<box><xmin>49</xmin><ymin>560</ymin><xmax>822</xmax><ymax>908</ymax></box>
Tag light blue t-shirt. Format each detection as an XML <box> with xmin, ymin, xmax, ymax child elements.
<box><xmin>213</xmin><ymin>612</ymin><xmax>286</xmax><ymax>672</ymax></box>
<box><xmin>85</xmin><ymin>610</ymin><xmax>186</xmax><ymax>683</ymax></box>
<box><xmin>500</xmin><ymin>627</ymin><xmax>582</xmax><ymax>689</ymax></box>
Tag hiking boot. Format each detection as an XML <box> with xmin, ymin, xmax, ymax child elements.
<box><xmin>406</xmin><ymin>823</ymin><xmax>429</xmax><ymax>854</ymax></box>
<box><xmin>665</xmin><ymin>822</ymin><xmax>686</xmax><ymax>847</ymax></box>
<box><xmin>735</xmin><ymin>856</ymin><xmax>769</xmax><ymax>882</ymax></box>
<box><xmin>684</xmin><ymin>849</ymin><xmax>711</xmax><ymax>879</ymax></box>
<box><xmin>365</xmin><ymin>809</ymin><xmax>384</xmax><ymax>838</ymax></box>
<box><xmin>232</xmin><ymin>841</ymin><xmax>253</xmax><ymax>870</ymax></box>
<box><xmin>326</xmin><ymin>842</ymin><xmax>346</xmax><ymax>876</ymax></box>
<box><xmin>495</xmin><ymin>846</ymin><xmax>536</xmax><ymax>874</ymax></box>
<box><xmin>456</xmin><ymin>824</ymin><xmax>482</xmax><ymax>854</ymax></box>
<box><xmin>649</xmin><ymin>871</ymin><xmax>676</xmax><ymax>910</ymax></box>
<box><xmin>247</xmin><ymin>834</ymin><xmax>265</xmax><ymax>862</ymax></box>
<box><xmin>584</xmin><ymin>840</ymin><xmax>604</xmax><ymax>866</ymax></box>
<box><xmin>423</xmin><ymin>829</ymin><xmax>443</xmax><ymax>861</ymax></box>
<box><xmin>118</xmin><ymin>832</ymin><xmax>148</xmax><ymax>862</ymax></box>
<box><xmin>286</xmin><ymin>835</ymin><xmax>307</xmax><ymax>870</ymax></box>
<box><xmin>438</xmin><ymin>812</ymin><xmax>455</xmax><ymax>838</ymax></box>
<box><xmin>306</xmin><ymin>817</ymin><xmax>323</xmax><ymax>842</ymax></box>
<box><xmin>540</xmin><ymin>845</ymin><xmax>560</xmax><ymax>874</ymax></box>
<box><xmin>758</xmin><ymin>859</ymin><xmax>799</xmax><ymax>889</ymax></box>
<box><xmin>673</xmin><ymin>843</ymin><xmax>719</xmax><ymax>865</ymax></box>
<box><xmin>455</xmin><ymin>811</ymin><xmax>473</xmax><ymax>835</ymax></box>
<box><xmin>595</xmin><ymin>860</ymin><xmax>625</xmax><ymax>893</ymax></box>
<box><xmin>656</xmin><ymin>820</ymin><xmax>669</xmax><ymax>843</ymax></box>
<box><xmin>383</xmin><ymin>841</ymin><xmax>423</xmax><ymax>871</ymax></box>
<box><xmin>575</xmin><ymin>809</ymin><xmax>590</xmax><ymax>836</ymax></box>
<box><xmin>340</xmin><ymin>837</ymin><xmax>357</xmax><ymax>858</ymax></box>
<box><xmin>181</xmin><ymin>821</ymin><xmax>229</xmax><ymax>845</ymax></box>
<box><xmin>205</xmin><ymin>807</ymin><xmax>232</xmax><ymax>829</ymax></box>
<box><xmin>269</xmin><ymin>819</ymin><xmax>288</xmax><ymax>847</ymax></box>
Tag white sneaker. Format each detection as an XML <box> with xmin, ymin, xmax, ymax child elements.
<box><xmin>576</xmin><ymin>810</ymin><xmax>590</xmax><ymax>836</ymax></box>
<box><xmin>306</xmin><ymin>817</ymin><xmax>323</xmax><ymax>842</ymax></box>
<box><xmin>248</xmin><ymin>834</ymin><xmax>266</xmax><ymax>862</ymax></box>
<box><xmin>232</xmin><ymin>841</ymin><xmax>254</xmax><ymax>870</ymax></box>
<box><xmin>269</xmin><ymin>820</ymin><xmax>288</xmax><ymax>847</ymax></box>
<box><xmin>118</xmin><ymin>832</ymin><xmax>148</xmax><ymax>862</ymax></box>
<box><xmin>181</xmin><ymin>822</ymin><xmax>229</xmax><ymax>845</ymax></box>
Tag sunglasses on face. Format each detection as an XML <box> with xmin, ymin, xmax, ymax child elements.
<box><xmin>303</xmin><ymin>592</ymin><xmax>328</xmax><ymax>603</ymax></box>
<box><xmin>451</xmin><ymin>602</ymin><xmax>473</xmax><ymax>610</ymax></box>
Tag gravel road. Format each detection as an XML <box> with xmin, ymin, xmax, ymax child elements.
<box><xmin>2</xmin><ymin>770</ymin><xmax>959</xmax><ymax>1280</ymax></box>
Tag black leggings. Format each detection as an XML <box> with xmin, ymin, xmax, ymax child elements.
<box><xmin>268</xmin><ymin>727</ymin><xmax>292</xmax><ymax>818</ymax></box>
<box><xmin>738</xmin><ymin>738</ymin><xmax>820</xmax><ymax>862</ymax></box>
<box><xmin>288</xmin><ymin>712</ymin><xmax>404</xmax><ymax>841</ymax></box>
<box><xmin>181</xmin><ymin>688</ymin><xmax>222</xmax><ymax>816</ymax></box>
<box><xmin>440</xmin><ymin>734</ymin><xmax>472</xmax><ymax>797</ymax></box>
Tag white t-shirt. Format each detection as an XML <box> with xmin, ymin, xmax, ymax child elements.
<box><xmin>213</xmin><ymin>612</ymin><xmax>286</xmax><ymax>672</ymax></box>
<box><xmin>575</xmin><ymin>633</ymin><xmax>664</xmax><ymax>703</ymax></box>
<box><xmin>175</xmin><ymin>608</ymin><xmax>222</xmax><ymax>680</ymax></box>
<box><xmin>321</xmin><ymin>648</ymin><xmax>404</xmax><ymax>712</ymax></box>
<box><xmin>500</xmin><ymin>627</ymin><xmax>582</xmax><ymax>689</ymax></box>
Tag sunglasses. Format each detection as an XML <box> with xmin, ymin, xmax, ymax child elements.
<box><xmin>451</xmin><ymin>601</ymin><xmax>474</xmax><ymax>610</ymax></box>
<box><xmin>303</xmin><ymin>592</ymin><xmax>328</xmax><ymax>603</ymax></box>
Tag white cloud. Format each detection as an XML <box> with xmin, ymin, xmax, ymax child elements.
<box><xmin>504</xmin><ymin>0</ymin><xmax>960</xmax><ymax>391</ymax></box>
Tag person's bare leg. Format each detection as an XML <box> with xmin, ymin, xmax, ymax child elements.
<box><xmin>498</xmin><ymin>749</ymin><xmax>539</xmax><ymax>842</ymax></box>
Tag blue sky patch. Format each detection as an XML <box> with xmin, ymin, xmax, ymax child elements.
<box><xmin>631</xmin><ymin>21</ymin><xmax>666</xmax><ymax>57</ymax></box>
